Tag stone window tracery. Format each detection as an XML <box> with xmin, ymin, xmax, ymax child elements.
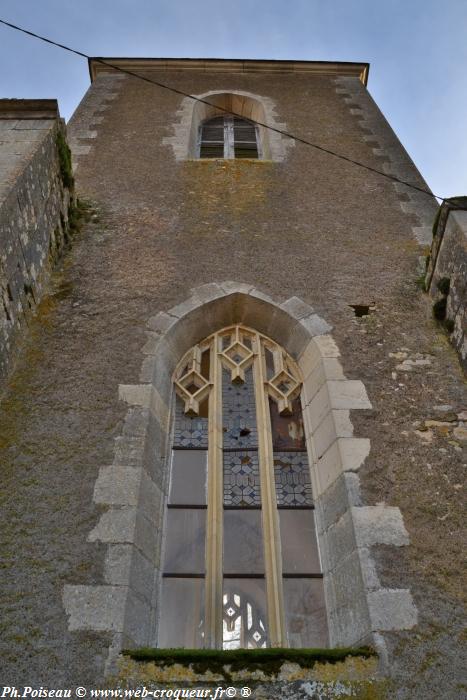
<box><xmin>158</xmin><ymin>325</ymin><xmax>328</xmax><ymax>649</ymax></box>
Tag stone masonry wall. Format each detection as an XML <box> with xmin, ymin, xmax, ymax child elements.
<box><xmin>426</xmin><ymin>200</ymin><xmax>467</xmax><ymax>372</ymax></box>
<box><xmin>0</xmin><ymin>64</ymin><xmax>465</xmax><ymax>698</ymax></box>
<box><xmin>0</xmin><ymin>100</ymin><xmax>73</xmax><ymax>386</ymax></box>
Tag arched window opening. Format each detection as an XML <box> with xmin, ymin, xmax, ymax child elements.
<box><xmin>198</xmin><ymin>115</ymin><xmax>260</xmax><ymax>159</ymax></box>
<box><xmin>158</xmin><ymin>325</ymin><xmax>328</xmax><ymax>649</ymax></box>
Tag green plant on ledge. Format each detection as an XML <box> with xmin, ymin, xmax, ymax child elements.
<box><xmin>56</xmin><ymin>130</ymin><xmax>74</xmax><ymax>190</ymax></box>
<box><xmin>433</xmin><ymin>297</ymin><xmax>447</xmax><ymax>321</ymax></box>
<box><xmin>122</xmin><ymin>646</ymin><xmax>376</xmax><ymax>676</ymax></box>
<box><xmin>436</xmin><ymin>277</ymin><xmax>450</xmax><ymax>296</ymax></box>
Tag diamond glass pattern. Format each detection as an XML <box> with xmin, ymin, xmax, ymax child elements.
<box><xmin>173</xmin><ymin>395</ymin><xmax>208</xmax><ymax>448</ymax></box>
<box><xmin>274</xmin><ymin>452</ymin><xmax>313</xmax><ymax>506</ymax></box>
<box><xmin>223</xmin><ymin>582</ymin><xmax>268</xmax><ymax>649</ymax></box>
<box><xmin>222</xmin><ymin>368</ymin><xmax>257</xmax><ymax>448</ymax></box>
<box><xmin>224</xmin><ymin>451</ymin><xmax>261</xmax><ymax>506</ymax></box>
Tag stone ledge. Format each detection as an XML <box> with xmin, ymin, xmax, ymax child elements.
<box><xmin>119</xmin><ymin>646</ymin><xmax>377</xmax><ymax>682</ymax></box>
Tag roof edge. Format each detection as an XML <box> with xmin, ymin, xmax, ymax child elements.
<box><xmin>88</xmin><ymin>58</ymin><xmax>369</xmax><ymax>86</ymax></box>
<box><xmin>0</xmin><ymin>99</ymin><xmax>60</xmax><ymax>120</ymax></box>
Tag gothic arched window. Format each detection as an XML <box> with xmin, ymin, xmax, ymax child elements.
<box><xmin>198</xmin><ymin>116</ymin><xmax>260</xmax><ymax>159</ymax></box>
<box><xmin>157</xmin><ymin>325</ymin><xmax>328</xmax><ymax>649</ymax></box>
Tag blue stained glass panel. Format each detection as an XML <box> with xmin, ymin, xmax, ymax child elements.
<box><xmin>222</xmin><ymin>368</ymin><xmax>257</xmax><ymax>448</ymax></box>
<box><xmin>173</xmin><ymin>395</ymin><xmax>208</xmax><ymax>448</ymax></box>
<box><xmin>223</xmin><ymin>451</ymin><xmax>261</xmax><ymax>506</ymax></box>
<box><xmin>274</xmin><ymin>452</ymin><xmax>313</xmax><ymax>506</ymax></box>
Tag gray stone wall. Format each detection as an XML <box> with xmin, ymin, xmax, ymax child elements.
<box><xmin>0</xmin><ymin>63</ymin><xmax>465</xmax><ymax>698</ymax></box>
<box><xmin>0</xmin><ymin>100</ymin><xmax>73</xmax><ymax>385</ymax></box>
<box><xmin>426</xmin><ymin>200</ymin><xmax>467</xmax><ymax>371</ymax></box>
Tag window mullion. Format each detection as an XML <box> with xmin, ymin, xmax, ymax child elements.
<box><xmin>252</xmin><ymin>333</ymin><xmax>287</xmax><ymax>647</ymax></box>
<box><xmin>204</xmin><ymin>335</ymin><xmax>224</xmax><ymax>648</ymax></box>
<box><xmin>225</xmin><ymin>116</ymin><xmax>234</xmax><ymax>159</ymax></box>
<box><xmin>255</xmin><ymin>125</ymin><xmax>263</xmax><ymax>159</ymax></box>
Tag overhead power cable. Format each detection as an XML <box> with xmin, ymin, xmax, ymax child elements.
<box><xmin>0</xmin><ymin>17</ymin><xmax>449</xmax><ymax>203</ymax></box>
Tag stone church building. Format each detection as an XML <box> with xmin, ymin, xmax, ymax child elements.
<box><xmin>0</xmin><ymin>58</ymin><xmax>465</xmax><ymax>698</ymax></box>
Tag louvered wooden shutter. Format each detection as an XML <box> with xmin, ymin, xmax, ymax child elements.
<box><xmin>233</xmin><ymin>117</ymin><xmax>258</xmax><ymax>159</ymax></box>
<box><xmin>198</xmin><ymin>115</ymin><xmax>259</xmax><ymax>159</ymax></box>
<box><xmin>199</xmin><ymin>116</ymin><xmax>225</xmax><ymax>158</ymax></box>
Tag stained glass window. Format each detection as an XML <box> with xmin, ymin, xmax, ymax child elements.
<box><xmin>223</xmin><ymin>451</ymin><xmax>261</xmax><ymax>506</ymax></box>
<box><xmin>159</xmin><ymin>325</ymin><xmax>328</xmax><ymax>650</ymax></box>
<box><xmin>274</xmin><ymin>452</ymin><xmax>313</xmax><ymax>507</ymax></box>
<box><xmin>223</xmin><ymin>580</ymin><xmax>267</xmax><ymax>649</ymax></box>
<box><xmin>222</xmin><ymin>368</ymin><xmax>257</xmax><ymax>448</ymax></box>
<box><xmin>173</xmin><ymin>395</ymin><xmax>208</xmax><ymax>448</ymax></box>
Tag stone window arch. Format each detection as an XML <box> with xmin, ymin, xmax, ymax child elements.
<box><xmin>164</xmin><ymin>92</ymin><xmax>293</xmax><ymax>161</ymax></box>
<box><xmin>158</xmin><ymin>324</ymin><xmax>327</xmax><ymax>649</ymax></box>
<box><xmin>64</xmin><ymin>283</ymin><xmax>416</xmax><ymax>674</ymax></box>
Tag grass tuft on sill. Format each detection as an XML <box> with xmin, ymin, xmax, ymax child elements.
<box><xmin>122</xmin><ymin>647</ymin><xmax>376</xmax><ymax>675</ymax></box>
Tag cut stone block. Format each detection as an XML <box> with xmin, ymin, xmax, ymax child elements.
<box><xmin>280</xmin><ymin>296</ymin><xmax>314</xmax><ymax>320</ymax></box>
<box><xmin>63</xmin><ymin>585</ymin><xmax>127</xmax><ymax>632</ymax></box>
<box><xmin>352</xmin><ymin>505</ymin><xmax>410</xmax><ymax>547</ymax></box>
<box><xmin>368</xmin><ymin>589</ymin><xmax>418</xmax><ymax>631</ymax></box>
<box><xmin>93</xmin><ymin>466</ymin><xmax>143</xmax><ymax>507</ymax></box>
<box><xmin>327</xmin><ymin>380</ymin><xmax>372</xmax><ymax>410</ymax></box>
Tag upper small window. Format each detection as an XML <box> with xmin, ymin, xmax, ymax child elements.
<box><xmin>198</xmin><ymin>115</ymin><xmax>260</xmax><ymax>159</ymax></box>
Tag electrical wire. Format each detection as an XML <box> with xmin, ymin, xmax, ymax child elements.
<box><xmin>0</xmin><ymin>17</ymin><xmax>451</xmax><ymax>203</ymax></box>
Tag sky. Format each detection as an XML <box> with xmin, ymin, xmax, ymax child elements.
<box><xmin>1</xmin><ymin>0</ymin><xmax>466</xmax><ymax>199</ymax></box>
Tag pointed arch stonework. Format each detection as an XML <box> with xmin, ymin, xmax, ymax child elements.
<box><xmin>63</xmin><ymin>282</ymin><xmax>417</xmax><ymax>674</ymax></box>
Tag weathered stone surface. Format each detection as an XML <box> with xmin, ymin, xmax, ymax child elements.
<box><xmin>104</xmin><ymin>545</ymin><xmax>155</xmax><ymax>605</ymax></box>
<box><xmin>352</xmin><ymin>505</ymin><xmax>410</xmax><ymax>547</ymax></box>
<box><xmin>426</xmin><ymin>205</ymin><xmax>467</xmax><ymax>370</ymax></box>
<box><xmin>327</xmin><ymin>380</ymin><xmax>372</xmax><ymax>410</ymax></box>
<box><xmin>1</xmin><ymin>65</ymin><xmax>465</xmax><ymax>699</ymax></box>
<box><xmin>118</xmin><ymin>383</ymin><xmax>152</xmax><ymax>408</ymax></box>
<box><xmin>302</xmin><ymin>358</ymin><xmax>346</xmax><ymax>402</ymax></box>
<box><xmin>116</xmin><ymin>654</ymin><xmax>380</xmax><ymax>697</ymax></box>
<box><xmin>146</xmin><ymin>311</ymin><xmax>178</xmax><ymax>334</ymax></box>
<box><xmin>453</xmin><ymin>426</ymin><xmax>467</xmax><ymax>442</ymax></box>
<box><xmin>312</xmin><ymin>409</ymin><xmax>353</xmax><ymax>459</ymax></box>
<box><xmin>315</xmin><ymin>438</ymin><xmax>371</xmax><ymax>493</ymax></box>
<box><xmin>219</xmin><ymin>280</ymin><xmax>255</xmax><ymax>295</ymax></box>
<box><xmin>93</xmin><ymin>465</ymin><xmax>143</xmax><ymax>506</ymax></box>
<box><xmin>88</xmin><ymin>506</ymin><xmax>138</xmax><ymax>544</ymax></box>
<box><xmin>63</xmin><ymin>585</ymin><xmax>127</xmax><ymax>632</ymax></box>
<box><xmin>299</xmin><ymin>313</ymin><xmax>333</xmax><ymax>337</ymax></box>
<box><xmin>315</xmin><ymin>472</ymin><xmax>361</xmax><ymax>533</ymax></box>
<box><xmin>368</xmin><ymin>589</ymin><xmax>418</xmax><ymax>631</ymax></box>
<box><xmin>190</xmin><ymin>281</ymin><xmax>224</xmax><ymax>304</ymax></box>
<box><xmin>0</xmin><ymin>106</ymin><xmax>73</xmax><ymax>385</ymax></box>
<box><xmin>280</xmin><ymin>295</ymin><xmax>315</xmax><ymax>320</ymax></box>
<box><xmin>123</xmin><ymin>590</ymin><xmax>153</xmax><ymax>647</ymax></box>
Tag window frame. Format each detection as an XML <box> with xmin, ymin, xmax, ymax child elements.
<box><xmin>197</xmin><ymin>115</ymin><xmax>262</xmax><ymax>160</ymax></box>
<box><xmin>163</xmin><ymin>325</ymin><xmax>325</xmax><ymax>649</ymax></box>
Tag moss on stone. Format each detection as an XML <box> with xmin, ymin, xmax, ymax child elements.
<box><xmin>436</xmin><ymin>277</ymin><xmax>450</xmax><ymax>296</ymax></box>
<box><xmin>122</xmin><ymin>646</ymin><xmax>376</xmax><ymax>676</ymax></box>
<box><xmin>416</xmin><ymin>274</ymin><xmax>426</xmax><ymax>292</ymax></box>
<box><xmin>433</xmin><ymin>297</ymin><xmax>447</xmax><ymax>321</ymax></box>
<box><xmin>56</xmin><ymin>130</ymin><xmax>74</xmax><ymax>190</ymax></box>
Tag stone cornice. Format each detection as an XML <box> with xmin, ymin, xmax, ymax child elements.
<box><xmin>88</xmin><ymin>58</ymin><xmax>369</xmax><ymax>85</ymax></box>
<box><xmin>0</xmin><ymin>99</ymin><xmax>60</xmax><ymax>120</ymax></box>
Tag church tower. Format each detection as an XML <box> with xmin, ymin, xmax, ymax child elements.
<box><xmin>1</xmin><ymin>59</ymin><xmax>465</xmax><ymax>697</ymax></box>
